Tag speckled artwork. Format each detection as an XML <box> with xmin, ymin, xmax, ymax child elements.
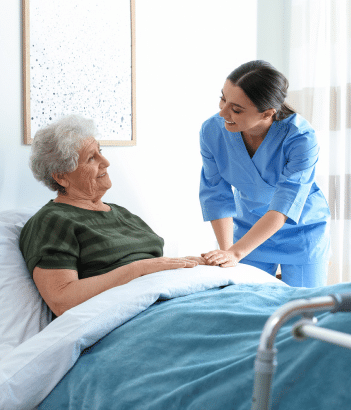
<box><xmin>28</xmin><ymin>0</ymin><xmax>134</xmax><ymax>144</ymax></box>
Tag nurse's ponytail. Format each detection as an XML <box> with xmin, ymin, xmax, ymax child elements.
<box><xmin>227</xmin><ymin>60</ymin><xmax>296</xmax><ymax>121</ymax></box>
<box><xmin>276</xmin><ymin>102</ymin><xmax>296</xmax><ymax>121</ymax></box>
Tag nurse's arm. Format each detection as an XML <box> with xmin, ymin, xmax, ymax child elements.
<box><xmin>230</xmin><ymin>210</ymin><xmax>288</xmax><ymax>261</ymax></box>
<box><xmin>211</xmin><ymin>217</ymin><xmax>234</xmax><ymax>250</ymax></box>
<box><xmin>204</xmin><ymin>210</ymin><xmax>288</xmax><ymax>266</ymax></box>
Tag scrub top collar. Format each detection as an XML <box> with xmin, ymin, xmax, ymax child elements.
<box><xmin>239</xmin><ymin>121</ymin><xmax>279</xmax><ymax>161</ymax></box>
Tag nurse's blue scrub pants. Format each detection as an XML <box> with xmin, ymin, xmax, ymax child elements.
<box><xmin>239</xmin><ymin>259</ymin><xmax>328</xmax><ymax>287</ymax></box>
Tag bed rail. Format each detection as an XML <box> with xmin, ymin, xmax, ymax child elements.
<box><xmin>251</xmin><ymin>292</ymin><xmax>351</xmax><ymax>410</ymax></box>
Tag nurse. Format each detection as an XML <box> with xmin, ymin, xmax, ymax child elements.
<box><xmin>199</xmin><ymin>60</ymin><xmax>330</xmax><ymax>287</ymax></box>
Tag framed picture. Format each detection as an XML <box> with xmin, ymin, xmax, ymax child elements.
<box><xmin>22</xmin><ymin>0</ymin><xmax>136</xmax><ymax>146</ymax></box>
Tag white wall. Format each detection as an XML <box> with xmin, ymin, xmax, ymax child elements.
<box><xmin>0</xmin><ymin>0</ymin><xmax>257</xmax><ymax>257</ymax></box>
<box><xmin>256</xmin><ymin>0</ymin><xmax>291</xmax><ymax>78</ymax></box>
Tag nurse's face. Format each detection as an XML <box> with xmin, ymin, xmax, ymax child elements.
<box><xmin>219</xmin><ymin>80</ymin><xmax>274</xmax><ymax>137</ymax></box>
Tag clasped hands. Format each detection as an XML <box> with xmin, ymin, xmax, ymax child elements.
<box><xmin>181</xmin><ymin>250</ymin><xmax>238</xmax><ymax>268</ymax></box>
<box><xmin>186</xmin><ymin>250</ymin><xmax>238</xmax><ymax>268</ymax></box>
<box><xmin>200</xmin><ymin>250</ymin><xmax>238</xmax><ymax>268</ymax></box>
<box><xmin>154</xmin><ymin>251</ymin><xmax>238</xmax><ymax>271</ymax></box>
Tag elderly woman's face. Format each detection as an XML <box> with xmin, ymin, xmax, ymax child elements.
<box><xmin>63</xmin><ymin>138</ymin><xmax>112</xmax><ymax>200</ymax></box>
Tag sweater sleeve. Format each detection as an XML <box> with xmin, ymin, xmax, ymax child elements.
<box><xmin>20</xmin><ymin>212</ymin><xmax>79</xmax><ymax>277</ymax></box>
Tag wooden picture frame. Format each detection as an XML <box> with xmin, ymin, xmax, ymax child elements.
<box><xmin>22</xmin><ymin>0</ymin><xmax>136</xmax><ymax>146</ymax></box>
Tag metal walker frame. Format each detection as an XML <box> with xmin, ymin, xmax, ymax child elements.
<box><xmin>251</xmin><ymin>293</ymin><xmax>351</xmax><ymax>409</ymax></box>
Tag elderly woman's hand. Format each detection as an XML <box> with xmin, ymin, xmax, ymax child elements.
<box><xmin>183</xmin><ymin>256</ymin><xmax>207</xmax><ymax>265</ymax></box>
<box><xmin>201</xmin><ymin>250</ymin><xmax>238</xmax><ymax>268</ymax></box>
<box><xmin>136</xmin><ymin>257</ymin><xmax>199</xmax><ymax>276</ymax></box>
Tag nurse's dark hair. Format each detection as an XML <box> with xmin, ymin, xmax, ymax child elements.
<box><xmin>227</xmin><ymin>60</ymin><xmax>296</xmax><ymax>121</ymax></box>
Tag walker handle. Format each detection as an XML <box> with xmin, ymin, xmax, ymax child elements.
<box><xmin>330</xmin><ymin>293</ymin><xmax>351</xmax><ymax>313</ymax></box>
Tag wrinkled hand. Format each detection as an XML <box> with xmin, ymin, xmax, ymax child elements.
<box><xmin>201</xmin><ymin>250</ymin><xmax>238</xmax><ymax>268</ymax></box>
<box><xmin>138</xmin><ymin>257</ymin><xmax>199</xmax><ymax>276</ymax></box>
<box><xmin>183</xmin><ymin>256</ymin><xmax>207</xmax><ymax>265</ymax></box>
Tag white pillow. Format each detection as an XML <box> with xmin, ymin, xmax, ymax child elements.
<box><xmin>0</xmin><ymin>207</ymin><xmax>51</xmax><ymax>361</ymax></box>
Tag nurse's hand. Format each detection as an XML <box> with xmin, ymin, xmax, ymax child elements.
<box><xmin>201</xmin><ymin>250</ymin><xmax>238</xmax><ymax>268</ymax></box>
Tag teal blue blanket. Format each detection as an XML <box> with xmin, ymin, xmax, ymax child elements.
<box><xmin>39</xmin><ymin>283</ymin><xmax>351</xmax><ymax>409</ymax></box>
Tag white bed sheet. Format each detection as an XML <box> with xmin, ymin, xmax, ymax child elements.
<box><xmin>0</xmin><ymin>264</ymin><xmax>286</xmax><ymax>410</ymax></box>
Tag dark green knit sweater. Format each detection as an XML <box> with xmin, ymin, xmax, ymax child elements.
<box><xmin>19</xmin><ymin>200</ymin><xmax>164</xmax><ymax>279</ymax></box>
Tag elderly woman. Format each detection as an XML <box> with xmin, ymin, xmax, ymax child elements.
<box><xmin>20</xmin><ymin>115</ymin><xmax>203</xmax><ymax>318</ymax></box>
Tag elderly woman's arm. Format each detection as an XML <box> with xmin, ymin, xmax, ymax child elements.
<box><xmin>33</xmin><ymin>257</ymin><xmax>199</xmax><ymax>316</ymax></box>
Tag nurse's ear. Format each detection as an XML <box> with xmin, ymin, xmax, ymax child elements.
<box><xmin>262</xmin><ymin>108</ymin><xmax>276</xmax><ymax>121</ymax></box>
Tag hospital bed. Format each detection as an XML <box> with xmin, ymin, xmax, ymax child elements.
<box><xmin>0</xmin><ymin>206</ymin><xmax>350</xmax><ymax>410</ymax></box>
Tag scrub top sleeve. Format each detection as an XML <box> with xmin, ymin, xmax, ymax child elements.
<box><xmin>268</xmin><ymin>129</ymin><xmax>319</xmax><ymax>225</ymax></box>
<box><xmin>199</xmin><ymin>132</ymin><xmax>235</xmax><ymax>222</ymax></box>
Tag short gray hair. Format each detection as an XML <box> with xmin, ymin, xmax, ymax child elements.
<box><xmin>30</xmin><ymin>114</ymin><xmax>99</xmax><ymax>195</ymax></box>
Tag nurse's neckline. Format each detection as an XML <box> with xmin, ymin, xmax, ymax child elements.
<box><xmin>240</xmin><ymin>127</ymin><xmax>271</xmax><ymax>158</ymax></box>
<box><xmin>241</xmin><ymin>118</ymin><xmax>273</xmax><ymax>140</ymax></box>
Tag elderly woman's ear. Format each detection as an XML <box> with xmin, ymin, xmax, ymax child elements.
<box><xmin>52</xmin><ymin>173</ymin><xmax>69</xmax><ymax>189</ymax></box>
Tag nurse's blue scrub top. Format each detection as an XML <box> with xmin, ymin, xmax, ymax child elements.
<box><xmin>199</xmin><ymin>113</ymin><xmax>330</xmax><ymax>265</ymax></box>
